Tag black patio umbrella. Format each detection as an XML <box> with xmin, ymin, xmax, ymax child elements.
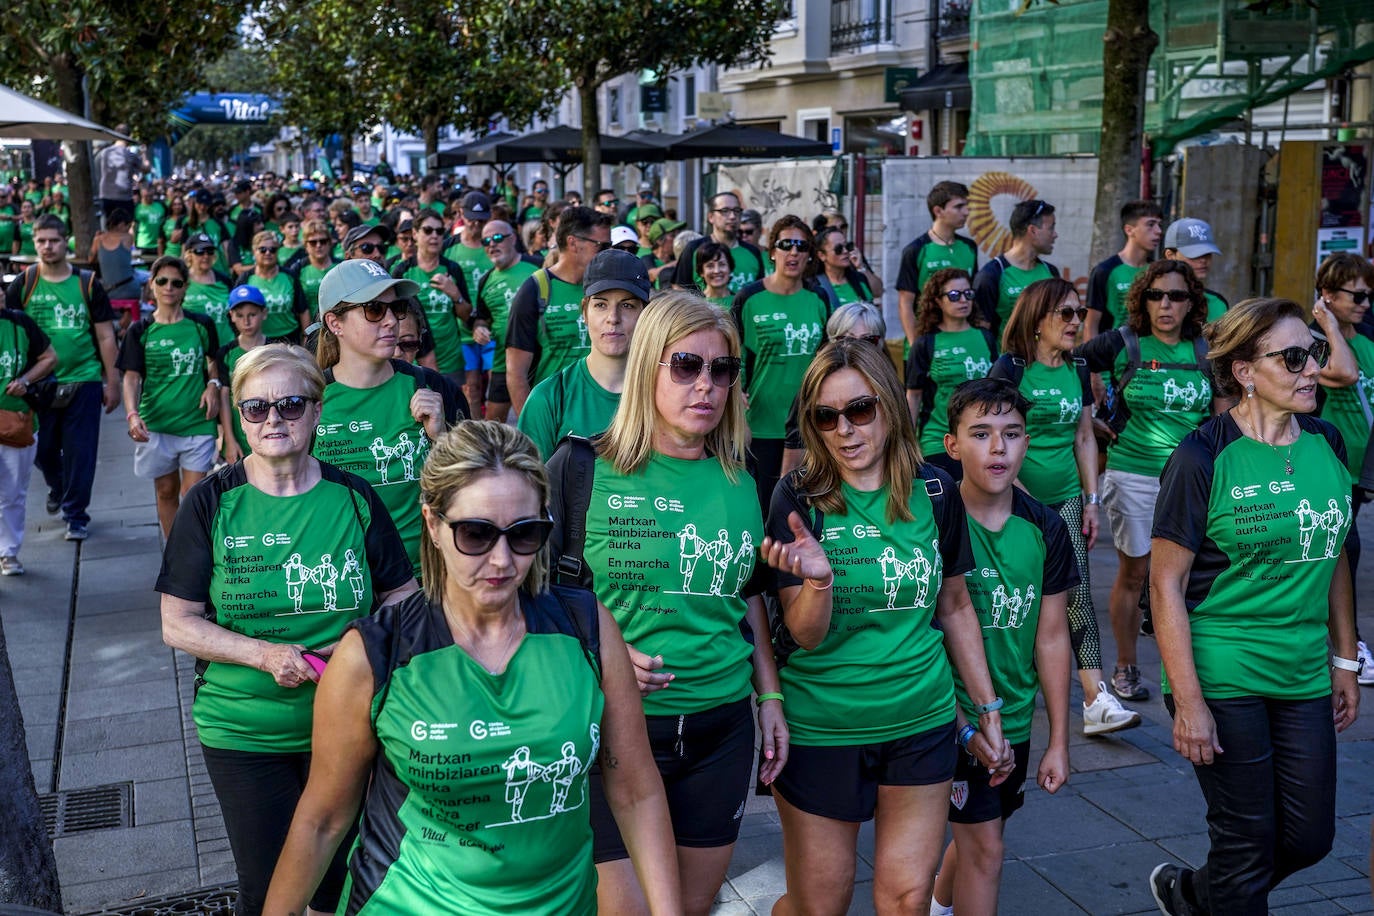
<box><xmin>663</xmin><ymin>122</ymin><xmax>832</xmax><ymax>159</ymax></box>
<box><xmin>427</xmin><ymin>131</ymin><xmax>516</xmax><ymax>170</ymax></box>
<box><xmin>466</xmin><ymin>125</ymin><xmax>665</xmax><ymax>166</ymax></box>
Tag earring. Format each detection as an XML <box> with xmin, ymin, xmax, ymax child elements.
<box><xmin>1245</xmin><ymin>384</ymin><xmax>1255</xmax><ymax>398</ymax></box>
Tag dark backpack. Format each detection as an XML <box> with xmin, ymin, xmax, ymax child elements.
<box><xmin>1098</xmin><ymin>328</ymin><xmax>1212</xmax><ymax>434</ymax></box>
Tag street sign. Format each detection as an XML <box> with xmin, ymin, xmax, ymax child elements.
<box><xmin>831</xmin><ymin>127</ymin><xmax>842</xmax><ymax>154</ymax></box>
<box><xmin>698</xmin><ymin>92</ymin><xmax>728</xmax><ymax>119</ymax></box>
<box><xmin>641</xmin><ymin>85</ymin><xmax>668</xmax><ymax>114</ymax></box>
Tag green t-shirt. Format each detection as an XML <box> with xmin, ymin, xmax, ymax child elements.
<box><xmin>1083</xmin><ymin>333</ymin><xmax>1211</xmax><ymax>477</ymax></box>
<box><xmin>767</xmin><ymin>477</ymin><xmax>973</xmax><ymax>745</ymax></box>
<box><xmin>342</xmin><ymin>592</ymin><xmax>602</xmax><ymax>914</ymax></box>
<box><xmin>24</xmin><ymin>275</ymin><xmax>109</xmax><ymax>383</ymax></box>
<box><xmin>0</xmin><ymin>206</ymin><xmax>17</xmax><ymax>253</ymax></box>
<box><xmin>396</xmin><ymin>260</ymin><xmax>465</xmax><ymax>374</ymax></box>
<box><xmin>447</xmin><ymin>243</ymin><xmax>493</xmax><ymax>347</ymax></box>
<box><xmin>314</xmin><ymin>371</ymin><xmax>430</xmax><ymax>575</ymax></box>
<box><xmin>217</xmin><ymin>341</ymin><xmax>257</xmax><ymax>456</ymax></box>
<box><xmin>907</xmin><ymin>327</ymin><xmax>995</xmax><ymax>457</ymax></box>
<box><xmin>296</xmin><ymin>262</ymin><xmax>331</xmax><ymax>319</ymax></box>
<box><xmin>682</xmin><ymin>240</ymin><xmax>766</xmax><ymax>294</ymax></box>
<box><xmin>506</xmin><ymin>272</ymin><xmax>587</xmax><ymax>385</ymax></box>
<box><xmin>134</xmin><ymin>201</ymin><xmax>166</xmax><ymax>249</ymax></box>
<box><xmin>1319</xmin><ymin>332</ymin><xmax>1374</xmax><ymax>480</ymax></box>
<box><xmin>1003</xmin><ymin>358</ymin><xmax>1087</xmax><ymax>505</ymax></box>
<box><xmin>956</xmin><ymin>490</ymin><xmax>1077</xmax><ymax>743</ymax></box>
<box><xmin>278</xmin><ymin>244</ymin><xmax>300</xmax><ymax>266</ymax></box>
<box><xmin>475</xmin><ymin>260</ymin><xmax>538</xmax><ymax>374</ymax></box>
<box><xmin>1087</xmin><ymin>255</ymin><xmax>1143</xmax><ymax>331</ymax></box>
<box><xmin>517</xmin><ymin>359</ymin><xmax>619</xmax><ymax>458</ymax></box>
<box><xmin>985</xmin><ymin>260</ymin><xmax>1054</xmax><ymax>332</ymax></box>
<box><xmin>0</xmin><ymin>311</ymin><xmax>49</xmax><ymax>419</ymax></box>
<box><xmin>184</xmin><ymin>276</ymin><xmax>233</xmax><ymax>348</ymax></box>
<box><xmin>156</xmin><ymin>464</ymin><xmax>411</xmax><ymax>752</ymax></box>
<box><xmin>246</xmin><ymin>271</ymin><xmax>303</xmax><ymax>340</ymax></box>
<box><xmin>584</xmin><ymin>453</ymin><xmax>762</xmax><ymax>716</ymax></box>
<box><xmin>1205</xmin><ymin>291</ymin><xmax>1227</xmax><ymax>323</ymax></box>
<box><xmin>1155</xmin><ymin>415</ymin><xmax>1352</xmax><ymax>699</ymax></box>
<box><xmin>737</xmin><ymin>285</ymin><xmax>830</xmax><ymax>439</ymax></box>
<box><xmin>16</xmin><ymin>220</ymin><xmax>35</xmax><ymax>256</ymax></box>
<box><xmin>896</xmin><ymin>233</ymin><xmax>979</xmax><ymax>301</ymax></box>
<box><xmin>161</xmin><ymin>215</ymin><xmax>184</xmax><ymax>257</ymax></box>
<box><xmin>117</xmin><ymin>315</ymin><xmax>217</xmax><ymax>436</ymax></box>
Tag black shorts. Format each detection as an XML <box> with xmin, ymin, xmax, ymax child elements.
<box><xmin>486</xmin><ymin>371</ymin><xmax>509</xmax><ymax>404</ymax></box>
<box><xmin>772</xmin><ymin>720</ymin><xmax>957</xmax><ymax>823</ymax></box>
<box><xmin>948</xmin><ymin>740</ymin><xmax>1031</xmax><ymax>824</ymax></box>
<box><xmin>590</xmin><ymin>697</ymin><xmax>754</xmax><ymax>861</ymax></box>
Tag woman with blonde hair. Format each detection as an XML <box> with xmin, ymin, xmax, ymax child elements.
<box><xmin>548</xmin><ymin>290</ymin><xmax>789</xmax><ymax>916</ymax></box>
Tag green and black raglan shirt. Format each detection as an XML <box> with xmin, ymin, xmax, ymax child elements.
<box><xmin>972</xmin><ymin>256</ymin><xmax>1058</xmax><ymax>336</ymax></box>
<box><xmin>988</xmin><ymin>354</ymin><xmax>1092</xmax><ymax>506</ymax></box>
<box><xmin>768</xmin><ymin>467</ymin><xmax>974</xmax><ymax>745</ymax></box>
<box><xmin>895</xmin><ymin>231</ymin><xmax>979</xmax><ymax>303</ymax></box>
<box><xmin>505</xmin><ymin>270</ymin><xmax>587</xmax><ymax>385</ymax></box>
<box><xmin>567</xmin><ymin>453</ymin><xmax>766</xmax><ymax>717</ymax></box>
<box><xmin>733</xmin><ymin>281</ymin><xmax>831</xmax><ymax>440</ymax></box>
<box><xmin>1318</xmin><ymin>329</ymin><xmax>1374</xmax><ymax>480</ymax></box>
<box><xmin>1204</xmin><ymin>288</ymin><xmax>1228</xmax><ymax>323</ymax></box>
<box><xmin>184</xmin><ymin>270</ymin><xmax>234</xmax><ymax>348</ymax></box>
<box><xmin>1085</xmin><ymin>254</ymin><xmax>1144</xmax><ymax>333</ymax></box>
<box><xmin>391</xmin><ymin>256</ymin><xmax>472</xmax><ymax>375</ymax></box>
<box><xmin>0</xmin><ymin>309</ymin><xmax>50</xmax><ymax>431</ymax></box>
<box><xmin>238</xmin><ymin>270</ymin><xmax>308</xmax><ymax>341</ymax></box>
<box><xmin>117</xmin><ymin>313</ymin><xmax>219</xmax><ymax>437</ymax></box>
<box><xmin>516</xmin><ymin>359</ymin><xmax>620</xmax><ymax>459</ymax></box>
<box><xmin>472</xmin><ymin>256</ymin><xmax>541</xmax><ymax>376</ymax></box>
<box><xmin>906</xmin><ymin>327</ymin><xmax>997</xmax><ymax>458</ymax></box>
<box><xmin>955</xmin><ymin>488</ymin><xmax>1078</xmax><ymax>744</ymax></box>
<box><xmin>155</xmin><ymin>462</ymin><xmax>411</xmax><ymax>752</ymax></box>
<box><xmin>1153</xmin><ymin>413</ymin><xmax>1351</xmax><ymax>700</ymax></box>
<box><xmin>339</xmin><ymin>588</ymin><xmax>603</xmax><ymax>914</ymax></box>
<box><xmin>446</xmin><ymin>241</ymin><xmax>494</xmax><ymax>354</ymax></box>
<box><xmin>6</xmin><ymin>270</ymin><xmax>115</xmax><ymax>383</ymax></box>
<box><xmin>1078</xmin><ymin>330</ymin><xmax>1213</xmax><ymax>478</ymax></box>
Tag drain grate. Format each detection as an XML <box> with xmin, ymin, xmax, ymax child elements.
<box><xmin>74</xmin><ymin>883</ymin><xmax>237</xmax><ymax>916</ymax></box>
<box><xmin>38</xmin><ymin>782</ymin><xmax>132</xmax><ymax>837</ymax></box>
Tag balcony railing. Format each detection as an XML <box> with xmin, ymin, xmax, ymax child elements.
<box><xmin>830</xmin><ymin>0</ymin><xmax>894</xmax><ymax>54</ymax></box>
<box><xmin>938</xmin><ymin>0</ymin><xmax>971</xmax><ymax>40</ymax></box>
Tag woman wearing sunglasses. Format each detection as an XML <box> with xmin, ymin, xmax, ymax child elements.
<box><xmin>991</xmin><ymin>278</ymin><xmax>1140</xmax><ymax>736</ymax></box>
<box><xmin>548</xmin><ymin>292</ymin><xmax>787</xmax><ymax>916</ymax></box>
<box><xmin>390</xmin><ymin>208</ymin><xmax>471</xmax><ymax>383</ymax></box>
<box><xmin>812</xmin><ymin>226</ymin><xmax>876</xmax><ymax>307</ymax></box>
<box><xmin>1075</xmin><ymin>260</ymin><xmax>1219</xmax><ymax>706</ymax></box>
<box><xmin>905</xmin><ymin>268</ymin><xmax>996</xmax><ymax>476</ymax></box>
<box><xmin>763</xmin><ymin>337</ymin><xmax>1008</xmax><ymax>915</ymax></box>
<box><xmin>292</xmin><ymin>218</ymin><xmax>337</xmax><ymax>319</ymax></box>
<box><xmin>236</xmin><ymin>230</ymin><xmax>310</xmax><ymax>344</ymax></box>
<box><xmin>313</xmin><ymin>259</ymin><xmax>467</xmax><ymax>578</ymax></box>
<box><xmin>183</xmin><ymin>232</ymin><xmax>235</xmax><ymax>348</ymax></box>
<box><xmin>158</xmin><ymin>343</ymin><xmax>417</xmax><ymax>916</ymax></box>
<box><xmin>117</xmin><ymin>256</ymin><xmax>222</xmax><ymax>538</ymax></box>
<box><xmin>266</xmin><ymin>421</ymin><xmax>680</xmax><ymax>914</ymax></box>
<box><xmin>734</xmin><ymin>214</ymin><xmax>832</xmax><ymax>511</ymax></box>
<box><xmin>1148</xmin><ymin>298</ymin><xmax>1359</xmax><ymax>915</ymax></box>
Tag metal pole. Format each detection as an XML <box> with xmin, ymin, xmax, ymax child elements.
<box><xmin>854</xmin><ymin>153</ymin><xmax>867</xmax><ymax>254</ymax></box>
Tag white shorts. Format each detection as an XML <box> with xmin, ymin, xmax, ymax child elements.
<box><xmin>1102</xmin><ymin>468</ymin><xmax>1159</xmax><ymax>558</ymax></box>
<box><xmin>133</xmin><ymin>432</ymin><xmax>218</xmax><ymax>479</ymax></box>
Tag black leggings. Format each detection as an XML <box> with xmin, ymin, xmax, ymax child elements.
<box><xmin>1051</xmin><ymin>495</ymin><xmax>1102</xmax><ymax>671</ymax></box>
<box><xmin>201</xmin><ymin>745</ymin><xmax>352</xmax><ymax>916</ymax></box>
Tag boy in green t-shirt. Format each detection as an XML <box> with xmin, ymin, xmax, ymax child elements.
<box><xmin>930</xmin><ymin>378</ymin><xmax>1075</xmax><ymax>916</ymax></box>
<box><xmin>1084</xmin><ymin>200</ymin><xmax>1162</xmax><ymax>340</ymax></box>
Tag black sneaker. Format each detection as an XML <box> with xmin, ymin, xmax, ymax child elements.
<box><xmin>1150</xmin><ymin>863</ymin><xmax>1196</xmax><ymax>915</ymax></box>
<box><xmin>64</xmin><ymin>522</ymin><xmax>89</xmax><ymax>542</ymax></box>
<box><xmin>45</xmin><ymin>494</ymin><xmax>60</xmax><ymax>515</ymax></box>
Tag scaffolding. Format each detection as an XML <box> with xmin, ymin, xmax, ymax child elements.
<box><xmin>966</xmin><ymin>0</ymin><xmax>1374</xmax><ymax>157</ymax></box>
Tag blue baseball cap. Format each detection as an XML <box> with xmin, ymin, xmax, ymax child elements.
<box><xmin>228</xmin><ymin>285</ymin><xmax>267</xmax><ymax>310</ymax></box>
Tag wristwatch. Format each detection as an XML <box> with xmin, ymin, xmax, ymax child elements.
<box><xmin>206</xmin><ymin>378</ymin><xmax>223</xmax><ymax>389</ymax></box>
<box><xmin>1085</xmin><ymin>492</ymin><xmax>1102</xmax><ymax>505</ymax></box>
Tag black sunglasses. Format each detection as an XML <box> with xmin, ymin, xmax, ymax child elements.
<box><xmin>395</xmin><ymin>337</ymin><xmax>422</xmax><ymax>352</ymax></box>
<box><xmin>238</xmin><ymin>395</ymin><xmax>316</xmax><ymax>423</ymax></box>
<box><xmin>257</xmin><ymin>246</ymin><xmax>280</xmax><ymax>254</ymax></box>
<box><xmin>813</xmin><ymin>395</ymin><xmax>880</xmax><ymax>432</ymax></box>
<box><xmin>738</xmin><ymin>227</ymin><xmax>759</xmax><ymax>237</ymax></box>
<box><xmin>340</xmin><ymin>299</ymin><xmax>409</xmax><ymax>322</ymax></box>
<box><xmin>1143</xmin><ymin>288</ymin><xmax>1191</xmax><ymax>302</ymax></box>
<box><xmin>305</xmin><ymin>237</ymin><xmax>330</xmax><ymax>246</ymax></box>
<box><xmin>153</xmin><ymin>276</ymin><xmax>186</xmax><ymax>289</ymax></box>
<box><xmin>481</xmin><ymin>233</ymin><xmax>511</xmax><ymax>247</ymax></box>
<box><xmin>440</xmin><ymin>516</ymin><xmax>554</xmax><ymax>556</ymax></box>
<box><xmin>1263</xmin><ymin>340</ymin><xmax>1330</xmax><ymax>373</ymax></box>
<box><xmin>843</xmin><ymin>333</ymin><xmax>884</xmax><ymax>346</ymax></box>
<box><xmin>417</xmin><ymin>225</ymin><xmax>445</xmax><ymax>236</ymax></box>
<box><xmin>943</xmin><ymin>289</ymin><xmax>975</xmax><ymax>302</ymax></box>
<box><xmin>1054</xmin><ymin>306</ymin><xmax>1089</xmax><ymax>323</ymax></box>
<box><xmin>774</xmin><ymin>239</ymin><xmax>811</xmax><ymax>253</ymax></box>
<box><xmin>659</xmin><ymin>352</ymin><xmax>741</xmax><ymax>388</ymax></box>
<box><xmin>191</xmin><ymin>247</ymin><xmax>216</xmax><ymax>256</ymax></box>
<box><xmin>352</xmin><ymin>241</ymin><xmax>385</xmax><ymax>255</ymax></box>
<box><xmin>575</xmin><ymin>235</ymin><xmax>611</xmax><ymax>252</ymax></box>
<box><xmin>831</xmin><ymin>242</ymin><xmax>855</xmax><ymax>254</ymax></box>
<box><xmin>1336</xmin><ymin>287</ymin><xmax>1371</xmax><ymax>306</ymax></box>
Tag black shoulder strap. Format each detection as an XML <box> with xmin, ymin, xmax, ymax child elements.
<box><xmin>1116</xmin><ymin>327</ymin><xmax>1142</xmax><ymax>393</ymax></box>
<box><xmin>549</xmin><ymin>587</ymin><xmax>602</xmax><ymax>683</ymax></box>
<box><xmin>1006</xmin><ymin>355</ymin><xmax>1027</xmax><ymax>387</ymax></box>
<box><xmin>553</xmin><ymin>434</ymin><xmax>598</xmax><ymax>589</ymax></box>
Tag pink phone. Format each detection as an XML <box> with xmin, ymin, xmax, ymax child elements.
<box><xmin>302</xmin><ymin>651</ymin><xmax>328</xmax><ymax>677</ymax></box>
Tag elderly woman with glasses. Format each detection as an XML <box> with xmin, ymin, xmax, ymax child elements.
<box><xmin>158</xmin><ymin>343</ymin><xmax>416</xmax><ymax>916</ymax></box>
<box><xmin>312</xmin><ymin>259</ymin><xmax>468</xmax><ymax>578</ymax></box>
<box><xmin>547</xmin><ymin>291</ymin><xmax>789</xmax><ymax>916</ymax></box>
<box><xmin>265</xmin><ymin>422</ymin><xmax>681</xmax><ymax>914</ymax></box>
<box><xmin>1148</xmin><ymin>298</ymin><xmax>1359</xmax><ymax>915</ymax></box>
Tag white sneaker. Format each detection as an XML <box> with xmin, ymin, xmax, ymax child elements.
<box><xmin>1358</xmin><ymin>640</ymin><xmax>1374</xmax><ymax>687</ymax></box>
<box><xmin>1083</xmin><ymin>681</ymin><xmax>1142</xmax><ymax>736</ymax></box>
<box><xmin>930</xmin><ymin>895</ymin><xmax>954</xmax><ymax>916</ymax></box>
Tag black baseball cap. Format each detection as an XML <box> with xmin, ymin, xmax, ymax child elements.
<box><xmin>461</xmin><ymin>191</ymin><xmax>491</xmax><ymax>221</ymax></box>
<box><xmin>186</xmin><ymin>232</ymin><xmax>216</xmax><ymax>253</ymax></box>
<box><xmin>584</xmin><ymin>249</ymin><xmax>651</xmax><ymax>301</ymax></box>
<box><xmin>343</xmin><ymin>223</ymin><xmax>394</xmax><ymax>250</ymax></box>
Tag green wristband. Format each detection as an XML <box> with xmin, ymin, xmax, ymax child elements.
<box><xmin>755</xmin><ymin>692</ymin><xmax>784</xmax><ymax>706</ymax></box>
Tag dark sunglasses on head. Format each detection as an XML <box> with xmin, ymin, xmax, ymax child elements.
<box><xmin>1054</xmin><ymin>306</ymin><xmax>1089</xmax><ymax>323</ymax></box>
<box><xmin>481</xmin><ymin>233</ymin><xmax>510</xmax><ymax>247</ymax></box>
<box><xmin>844</xmin><ymin>333</ymin><xmax>884</xmax><ymax>346</ymax></box>
<box><xmin>774</xmin><ymin>239</ymin><xmax>811</xmax><ymax>253</ymax></box>
<box><xmin>575</xmin><ymin>235</ymin><xmax>611</xmax><ymax>252</ymax></box>
<box><xmin>813</xmin><ymin>395</ymin><xmax>880</xmax><ymax>432</ymax></box>
<box><xmin>943</xmin><ymin>289</ymin><xmax>975</xmax><ymax>302</ymax></box>
<box><xmin>659</xmin><ymin>351</ymin><xmax>741</xmax><ymax>388</ymax></box>
<box><xmin>1143</xmin><ymin>288</ymin><xmax>1191</xmax><ymax>302</ymax></box>
<box><xmin>153</xmin><ymin>276</ymin><xmax>186</xmax><ymax>289</ymax></box>
<box><xmin>396</xmin><ymin>337</ymin><xmax>422</xmax><ymax>353</ymax></box>
<box><xmin>441</xmin><ymin>516</ymin><xmax>554</xmax><ymax>556</ymax></box>
<box><xmin>340</xmin><ymin>299</ymin><xmax>409</xmax><ymax>322</ymax></box>
<box><xmin>418</xmin><ymin>225</ymin><xmax>445</xmax><ymax>236</ymax></box>
<box><xmin>1263</xmin><ymin>340</ymin><xmax>1330</xmax><ymax>373</ymax></box>
<box><xmin>1337</xmin><ymin>287</ymin><xmax>1371</xmax><ymax>306</ymax></box>
<box><xmin>352</xmin><ymin>241</ymin><xmax>384</xmax><ymax>255</ymax></box>
<box><xmin>238</xmin><ymin>395</ymin><xmax>315</xmax><ymax>423</ymax></box>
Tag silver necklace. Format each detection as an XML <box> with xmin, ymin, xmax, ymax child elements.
<box><xmin>452</xmin><ymin>616</ymin><xmax>523</xmax><ymax>674</ymax></box>
<box><xmin>1236</xmin><ymin>408</ymin><xmax>1294</xmax><ymax>475</ymax></box>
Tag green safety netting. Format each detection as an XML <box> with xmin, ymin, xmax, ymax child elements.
<box><xmin>965</xmin><ymin>0</ymin><xmax>1374</xmax><ymax>158</ymax></box>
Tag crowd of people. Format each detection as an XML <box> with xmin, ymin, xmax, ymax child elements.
<box><xmin>0</xmin><ymin>162</ymin><xmax>1370</xmax><ymax>916</ymax></box>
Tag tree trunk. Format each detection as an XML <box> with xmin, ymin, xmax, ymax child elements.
<box><xmin>579</xmin><ymin>78</ymin><xmax>602</xmax><ymax>200</ymax></box>
<box><xmin>340</xmin><ymin>129</ymin><xmax>355</xmax><ymax>182</ymax></box>
<box><xmin>0</xmin><ymin>621</ymin><xmax>62</xmax><ymax>912</ymax></box>
<box><xmin>51</xmin><ymin>59</ymin><xmax>96</xmax><ymax>256</ymax></box>
<box><xmin>1090</xmin><ymin>0</ymin><xmax>1158</xmax><ymax>266</ymax></box>
<box><xmin>423</xmin><ymin>119</ymin><xmax>440</xmax><ymax>163</ymax></box>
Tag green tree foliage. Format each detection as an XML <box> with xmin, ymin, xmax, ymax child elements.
<box><xmin>496</xmin><ymin>0</ymin><xmax>791</xmax><ymax>195</ymax></box>
<box><xmin>173</xmin><ymin>47</ymin><xmax>281</xmax><ymax>171</ymax></box>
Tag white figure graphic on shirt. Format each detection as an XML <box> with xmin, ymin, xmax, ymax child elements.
<box><xmin>0</xmin><ymin>350</ymin><xmax>13</xmax><ymax>381</ymax></box>
<box><xmin>991</xmin><ymin>583</ymin><xmax>1037</xmax><ymax>629</ymax></box>
<box><xmin>491</xmin><ymin>723</ymin><xmax>600</xmax><ymax>827</ymax></box>
<box><xmin>706</xmin><ymin>528</ymin><xmax>733</xmax><ymax>596</ymax></box>
<box><xmin>341</xmin><ymin>549</ymin><xmax>364</xmax><ymax>606</ymax></box>
<box><xmin>733</xmin><ymin>532</ymin><xmax>755</xmax><ymax>595</ymax></box>
<box><xmin>545</xmin><ymin>741</ymin><xmax>584</xmax><ymax>814</ymax></box>
<box><xmin>909</xmin><ymin>546</ymin><xmax>933</xmax><ymax>607</ymax></box>
<box><xmin>52</xmin><ymin>301</ymin><xmax>82</xmax><ymax>330</ymax></box>
<box><xmin>678</xmin><ymin>523</ymin><xmax>704</xmax><ymax>591</ymax></box>
<box><xmin>963</xmin><ymin>355</ymin><xmax>991</xmax><ymax>378</ymax></box>
<box><xmin>880</xmin><ymin>546</ymin><xmax>907</xmax><ymax>609</ymax></box>
<box><xmin>1321</xmin><ymin>497</ymin><xmax>1349</xmax><ymax>559</ymax></box>
<box><xmin>673</xmin><ymin>524</ymin><xmax>753</xmax><ymax>596</ymax></box>
<box><xmin>313</xmin><ymin>554</ymin><xmax>339</xmax><ymax>612</ymax></box>
<box><xmin>370</xmin><ymin>436</ymin><xmax>392</xmax><ymax>484</ymax></box>
<box><xmin>1057</xmin><ymin>397</ymin><xmax>1079</xmax><ymax>424</ymax></box>
<box><xmin>1162</xmin><ymin>378</ymin><xmax>1202</xmax><ymax>412</ymax></box>
<box><xmin>576</xmin><ymin>314</ymin><xmax>589</xmax><ymax>349</ymax></box>
<box><xmin>169</xmin><ymin>346</ymin><xmax>198</xmax><ymax>377</ymax></box>
<box><xmin>394</xmin><ymin>432</ymin><xmax>418</xmax><ymax>481</ymax></box>
<box><xmin>283</xmin><ymin>553</ymin><xmax>310</xmax><ymax>612</ymax></box>
<box><xmin>501</xmin><ymin>746</ymin><xmax>541</xmax><ymax>822</ymax></box>
<box><xmin>1295</xmin><ymin>499</ymin><xmax>1322</xmax><ymax>560</ymax></box>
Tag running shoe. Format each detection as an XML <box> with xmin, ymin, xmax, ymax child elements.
<box><xmin>1358</xmin><ymin>640</ymin><xmax>1374</xmax><ymax>687</ymax></box>
<box><xmin>64</xmin><ymin>523</ymin><xmax>89</xmax><ymax>541</ymax></box>
<box><xmin>0</xmin><ymin>556</ymin><xmax>23</xmax><ymax>576</ymax></box>
<box><xmin>1111</xmin><ymin>664</ymin><xmax>1150</xmax><ymax>701</ymax></box>
<box><xmin>1083</xmin><ymin>681</ymin><xmax>1141</xmax><ymax>736</ymax></box>
<box><xmin>1149</xmin><ymin>863</ymin><xmax>1197</xmax><ymax>915</ymax></box>
<box><xmin>45</xmin><ymin>494</ymin><xmax>60</xmax><ymax>515</ymax></box>
<box><xmin>929</xmin><ymin>896</ymin><xmax>954</xmax><ymax>916</ymax></box>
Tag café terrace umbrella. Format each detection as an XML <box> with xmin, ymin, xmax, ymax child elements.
<box><xmin>663</xmin><ymin>122</ymin><xmax>832</xmax><ymax>159</ymax></box>
<box><xmin>466</xmin><ymin>125</ymin><xmax>665</xmax><ymax>166</ymax></box>
<box><xmin>0</xmin><ymin>84</ymin><xmax>130</xmax><ymax>142</ymax></box>
<box><xmin>426</xmin><ymin>131</ymin><xmax>517</xmax><ymax>170</ymax></box>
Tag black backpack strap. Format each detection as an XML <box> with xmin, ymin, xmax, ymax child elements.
<box><xmin>1116</xmin><ymin>327</ymin><xmax>1141</xmax><ymax>393</ymax></box>
<box><xmin>552</xmin><ymin>434</ymin><xmax>598</xmax><ymax>589</ymax></box>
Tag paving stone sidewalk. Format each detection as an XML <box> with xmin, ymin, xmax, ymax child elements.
<box><xmin>4</xmin><ymin>410</ymin><xmax>1373</xmax><ymax>914</ymax></box>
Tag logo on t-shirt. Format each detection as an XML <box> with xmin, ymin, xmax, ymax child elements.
<box><xmin>963</xmin><ymin>355</ymin><xmax>992</xmax><ymax>378</ymax></box>
<box><xmin>366</xmin><ymin>430</ymin><xmax>427</xmax><ymax>485</ymax></box>
<box><xmin>280</xmin><ymin>549</ymin><xmax>364</xmax><ymax>614</ymax></box>
<box><xmin>1294</xmin><ymin>496</ymin><xmax>1350</xmax><ymax>562</ymax></box>
<box><xmin>168</xmin><ymin>346</ymin><xmax>201</xmax><ymax>377</ymax></box>
<box><xmin>0</xmin><ymin>350</ymin><xmax>13</xmax><ymax>381</ymax></box>
<box><xmin>674</xmin><ymin>524</ymin><xmax>755</xmax><ymax>597</ymax></box>
<box><xmin>989</xmin><ymin>582</ymin><xmax>1036</xmax><ymax>629</ymax></box>
<box><xmin>876</xmin><ymin>542</ymin><xmax>941</xmax><ymax>611</ymax></box>
<box><xmin>784</xmin><ymin>322</ymin><xmax>822</xmax><ymax>356</ymax></box>
<box><xmin>1161</xmin><ymin>376</ymin><xmax>1209</xmax><ymax>412</ymax></box>
<box><xmin>489</xmin><ymin>723</ymin><xmax>600</xmax><ymax>827</ymax></box>
<box><xmin>1057</xmin><ymin>397</ymin><xmax>1080</xmax><ymax>424</ymax></box>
